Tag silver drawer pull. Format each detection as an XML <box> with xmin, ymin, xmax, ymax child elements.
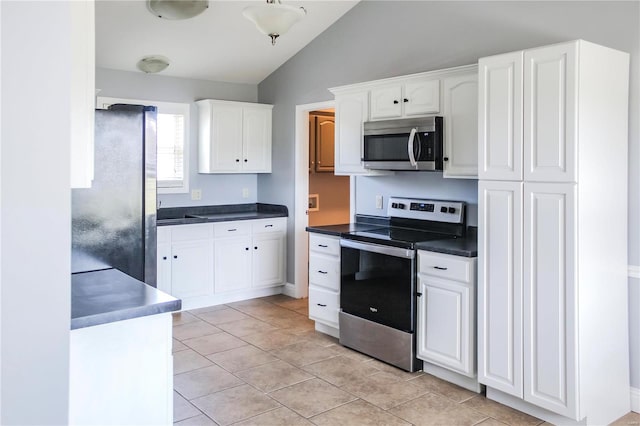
<box><xmin>228</xmin><ymin>228</ymin><xmax>237</xmax><ymax>232</ymax></box>
<box><xmin>370</xmin><ymin>307</ymin><xmax>378</xmax><ymax>313</ymax></box>
<box><xmin>433</xmin><ymin>266</ymin><xmax>448</xmax><ymax>270</ymax></box>
<box><xmin>318</xmin><ymin>244</ymin><xmax>328</xmax><ymax>248</ymax></box>
<box><xmin>317</xmin><ymin>303</ymin><xmax>327</xmax><ymax>307</ymax></box>
<box><xmin>265</xmin><ymin>224</ymin><xmax>273</xmax><ymax>228</ymax></box>
<box><xmin>318</xmin><ymin>270</ymin><xmax>328</xmax><ymax>274</ymax></box>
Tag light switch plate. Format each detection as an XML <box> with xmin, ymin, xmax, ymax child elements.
<box><xmin>375</xmin><ymin>195</ymin><xmax>383</xmax><ymax>209</ymax></box>
<box><xmin>242</xmin><ymin>188</ymin><xmax>249</xmax><ymax>198</ymax></box>
<box><xmin>191</xmin><ymin>189</ymin><xmax>202</xmax><ymax>201</ymax></box>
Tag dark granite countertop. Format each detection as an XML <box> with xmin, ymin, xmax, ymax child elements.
<box><xmin>71</xmin><ymin>268</ymin><xmax>181</xmax><ymax>330</ymax></box>
<box><xmin>415</xmin><ymin>237</ymin><xmax>477</xmax><ymax>257</ymax></box>
<box><xmin>157</xmin><ymin>203</ymin><xmax>287</xmax><ymax>226</ymax></box>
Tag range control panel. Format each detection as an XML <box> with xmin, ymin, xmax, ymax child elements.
<box><xmin>387</xmin><ymin>197</ymin><xmax>465</xmax><ymax>224</ymax></box>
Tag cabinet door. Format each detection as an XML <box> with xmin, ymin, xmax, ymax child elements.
<box><xmin>370</xmin><ymin>86</ymin><xmax>402</xmax><ymax>120</ymax></box>
<box><xmin>171</xmin><ymin>240</ymin><xmax>214</xmax><ymax>299</ymax></box>
<box><xmin>442</xmin><ymin>74</ymin><xmax>478</xmax><ymax>178</ymax></box>
<box><xmin>315</xmin><ymin>116</ymin><xmax>335</xmax><ymax>172</ymax></box>
<box><xmin>417</xmin><ymin>276</ymin><xmax>474</xmax><ymax>376</ymax></box>
<box><xmin>242</xmin><ymin>107</ymin><xmax>272</xmax><ymax>173</ymax></box>
<box><xmin>523</xmin><ymin>182</ymin><xmax>578</xmax><ymax>418</ymax></box>
<box><xmin>214</xmin><ymin>237</ymin><xmax>251</xmax><ymax>293</ymax></box>
<box><xmin>334</xmin><ymin>92</ymin><xmax>369</xmax><ymax>174</ymax></box>
<box><xmin>252</xmin><ymin>232</ymin><xmax>285</xmax><ymax>288</ymax></box>
<box><xmin>478</xmin><ymin>180</ymin><xmax>523</xmax><ymax>397</ymax></box>
<box><xmin>157</xmin><ymin>242</ymin><xmax>172</xmax><ymax>295</ymax></box>
<box><xmin>205</xmin><ymin>105</ymin><xmax>243</xmax><ymax>172</ymax></box>
<box><xmin>478</xmin><ymin>51</ymin><xmax>523</xmax><ymax>181</ymax></box>
<box><xmin>309</xmin><ymin>115</ymin><xmax>316</xmax><ymax>173</ymax></box>
<box><xmin>404</xmin><ymin>79</ymin><xmax>440</xmax><ymax>116</ymax></box>
<box><xmin>524</xmin><ymin>42</ymin><xmax>577</xmax><ymax>183</ymax></box>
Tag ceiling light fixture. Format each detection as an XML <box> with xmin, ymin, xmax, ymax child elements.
<box><xmin>137</xmin><ymin>55</ymin><xmax>170</xmax><ymax>74</ymax></box>
<box><xmin>242</xmin><ymin>0</ymin><xmax>307</xmax><ymax>46</ymax></box>
<box><xmin>147</xmin><ymin>0</ymin><xmax>209</xmax><ymax>20</ymax></box>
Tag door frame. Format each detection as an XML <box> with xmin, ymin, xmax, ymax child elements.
<box><xmin>291</xmin><ymin>100</ymin><xmax>355</xmax><ymax>299</ymax></box>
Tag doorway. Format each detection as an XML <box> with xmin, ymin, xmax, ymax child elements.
<box><xmin>290</xmin><ymin>101</ymin><xmax>355</xmax><ymax>299</ymax></box>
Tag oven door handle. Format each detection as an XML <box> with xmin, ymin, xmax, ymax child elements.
<box><xmin>340</xmin><ymin>239</ymin><xmax>415</xmax><ymax>259</ymax></box>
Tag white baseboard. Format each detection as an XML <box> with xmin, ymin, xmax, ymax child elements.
<box><xmin>282</xmin><ymin>282</ymin><xmax>296</xmax><ymax>298</ymax></box>
<box><xmin>632</xmin><ymin>387</ymin><xmax>640</xmax><ymax>413</ymax></box>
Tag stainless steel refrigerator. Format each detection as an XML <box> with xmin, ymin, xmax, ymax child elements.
<box><xmin>72</xmin><ymin>104</ymin><xmax>157</xmax><ymax>287</ymax></box>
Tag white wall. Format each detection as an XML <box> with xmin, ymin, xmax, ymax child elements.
<box><xmin>1</xmin><ymin>2</ymin><xmax>72</xmax><ymax>423</ymax></box>
<box><xmin>96</xmin><ymin>68</ymin><xmax>259</xmax><ymax>208</ymax></box>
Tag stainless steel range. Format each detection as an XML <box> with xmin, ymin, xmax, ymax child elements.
<box><xmin>339</xmin><ymin>196</ymin><xmax>466</xmax><ymax>372</ymax></box>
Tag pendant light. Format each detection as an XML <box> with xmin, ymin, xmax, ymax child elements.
<box><xmin>243</xmin><ymin>0</ymin><xmax>307</xmax><ymax>46</ymax></box>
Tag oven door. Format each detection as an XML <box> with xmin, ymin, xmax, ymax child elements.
<box><xmin>340</xmin><ymin>239</ymin><xmax>416</xmax><ymax>332</ymax></box>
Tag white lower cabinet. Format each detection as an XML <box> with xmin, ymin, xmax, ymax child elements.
<box><xmin>158</xmin><ymin>217</ymin><xmax>286</xmax><ymax>310</ymax></box>
<box><xmin>308</xmin><ymin>234</ymin><xmax>341</xmax><ymax>335</ymax></box>
<box><xmin>417</xmin><ymin>251</ymin><xmax>477</xmax><ymax>379</ymax></box>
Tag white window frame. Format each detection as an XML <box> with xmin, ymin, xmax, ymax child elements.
<box><xmin>96</xmin><ymin>96</ymin><xmax>190</xmax><ymax>194</ymax></box>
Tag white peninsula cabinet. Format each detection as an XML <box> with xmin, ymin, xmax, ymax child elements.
<box><xmin>416</xmin><ymin>250</ymin><xmax>479</xmax><ymax>392</ymax></box>
<box><xmin>197</xmin><ymin>99</ymin><xmax>273</xmax><ymax>173</ymax></box>
<box><xmin>478</xmin><ymin>40</ymin><xmax>630</xmax><ymax>425</ymax></box>
<box><xmin>329</xmin><ymin>64</ymin><xmax>478</xmax><ymax>178</ymax></box>
<box><xmin>158</xmin><ymin>217</ymin><xmax>286</xmax><ymax>310</ymax></box>
<box><xmin>308</xmin><ymin>233</ymin><xmax>341</xmax><ymax>338</ymax></box>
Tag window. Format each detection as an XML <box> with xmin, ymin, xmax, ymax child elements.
<box><xmin>96</xmin><ymin>96</ymin><xmax>190</xmax><ymax>194</ymax></box>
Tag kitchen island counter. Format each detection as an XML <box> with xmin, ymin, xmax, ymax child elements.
<box><xmin>71</xmin><ymin>268</ymin><xmax>181</xmax><ymax>330</ymax></box>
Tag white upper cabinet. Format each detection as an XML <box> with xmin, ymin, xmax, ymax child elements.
<box><xmin>370</xmin><ymin>78</ymin><xmax>440</xmax><ymax>120</ymax></box>
<box><xmin>333</xmin><ymin>91</ymin><xmax>370</xmax><ymax>175</ymax></box>
<box><xmin>478</xmin><ymin>51</ymin><xmax>523</xmax><ymax>181</ymax></box>
<box><xmin>197</xmin><ymin>99</ymin><xmax>273</xmax><ymax>174</ymax></box>
<box><xmin>70</xmin><ymin>0</ymin><xmax>95</xmax><ymax>188</ymax></box>
<box><xmin>524</xmin><ymin>43</ymin><xmax>577</xmax><ymax>183</ymax></box>
<box><xmin>442</xmin><ymin>72</ymin><xmax>478</xmax><ymax>178</ymax></box>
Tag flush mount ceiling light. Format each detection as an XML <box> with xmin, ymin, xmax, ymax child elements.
<box><xmin>137</xmin><ymin>55</ymin><xmax>170</xmax><ymax>73</ymax></box>
<box><xmin>147</xmin><ymin>0</ymin><xmax>209</xmax><ymax>20</ymax></box>
<box><xmin>243</xmin><ymin>0</ymin><xmax>307</xmax><ymax>46</ymax></box>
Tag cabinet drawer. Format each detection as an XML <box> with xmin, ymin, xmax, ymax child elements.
<box><xmin>309</xmin><ymin>286</ymin><xmax>339</xmax><ymax>326</ymax></box>
<box><xmin>309</xmin><ymin>234</ymin><xmax>340</xmax><ymax>256</ymax></box>
<box><xmin>171</xmin><ymin>223</ymin><xmax>214</xmax><ymax>242</ymax></box>
<box><xmin>418</xmin><ymin>251</ymin><xmax>473</xmax><ymax>283</ymax></box>
<box><xmin>157</xmin><ymin>227</ymin><xmax>171</xmax><ymax>244</ymax></box>
<box><xmin>309</xmin><ymin>255</ymin><xmax>340</xmax><ymax>291</ymax></box>
<box><xmin>214</xmin><ymin>221</ymin><xmax>251</xmax><ymax>237</ymax></box>
<box><xmin>252</xmin><ymin>218</ymin><xmax>286</xmax><ymax>234</ymax></box>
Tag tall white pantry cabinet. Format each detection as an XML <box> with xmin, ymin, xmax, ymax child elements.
<box><xmin>477</xmin><ymin>40</ymin><xmax>630</xmax><ymax>425</ymax></box>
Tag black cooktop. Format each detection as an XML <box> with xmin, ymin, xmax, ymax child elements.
<box><xmin>343</xmin><ymin>226</ymin><xmax>457</xmax><ymax>249</ymax></box>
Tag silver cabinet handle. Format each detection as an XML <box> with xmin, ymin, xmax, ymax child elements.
<box><xmin>228</xmin><ymin>228</ymin><xmax>237</xmax><ymax>232</ymax></box>
<box><xmin>317</xmin><ymin>303</ymin><xmax>327</xmax><ymax>307</ymax></box>
<box><xmin>265</xmin><ymin>224</ymin><xmax>273</xmax><ymax>228</ymax></box>
<box><xmin>318</xmin><ymin>244</ymin><xmax>328</xmax><ymax>248</ymax></box>
<box><xmin>318</xmin><ymin>270</ymin><xmax>328</xmax><ymax>274</ymax></box>
<box><xmin>433</xmin><ymin>266</ymin><xmax>448</xmax><ymax>270</ymax></box>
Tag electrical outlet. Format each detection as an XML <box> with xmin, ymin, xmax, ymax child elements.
<box><xmin>242</xmin><ymin>188</ymin><xmax>249</xmax><ymax>198</ymax></box>
<box><xmin>375</xmin><ymin>195</ymin><xmax>383</xmax><ymax>209</ymax></box>
<box><xmin>191</xmin><ymin>189</ymin><xmax>202</xmax><ymax>201</ymax></box>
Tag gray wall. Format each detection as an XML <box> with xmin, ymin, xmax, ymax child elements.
<box><xmin>96</xmin><ymin>68</ymin><xmax>259</xmax><ymax>208</ymax></box>
<box><xmin>1</xmin><ymin>2</ymin><xmax>72</xmax><ymax>423</ymax></box>
<box><xmin>257</xmin><ymin>1</ymin><xmax>640</xmax><ymax>389</ymax></box>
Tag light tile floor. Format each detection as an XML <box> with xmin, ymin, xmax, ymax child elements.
<box><xmin>172</xmin><ymin>295</ymin><xmax>640</xmax><ymax>426</ymax></box>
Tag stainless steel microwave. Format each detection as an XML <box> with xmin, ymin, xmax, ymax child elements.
<box><xmin>362</xmin><ymin>116</ymin><xmax>443</xmax><ymax>171</ymax></box>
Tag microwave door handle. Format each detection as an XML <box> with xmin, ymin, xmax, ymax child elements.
<box><xmin>408</xmin><ymin>127</ymin><xmax>418</xmax><ymax>168</ymax></box>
